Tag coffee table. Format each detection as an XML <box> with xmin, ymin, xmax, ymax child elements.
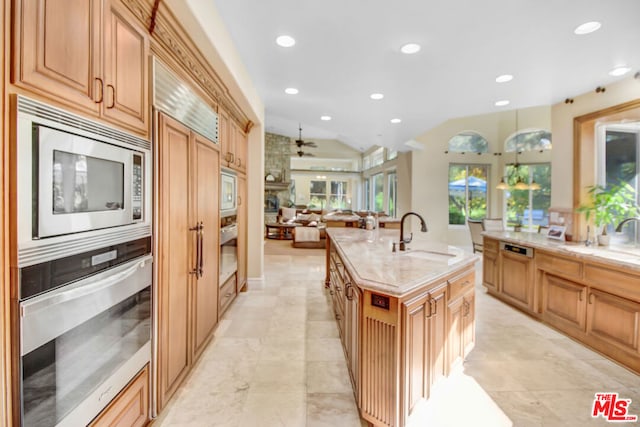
<box><xmin>265</xmin><ymin>222</ymin><xmax>298</xmax><ymax>240</ymax></box>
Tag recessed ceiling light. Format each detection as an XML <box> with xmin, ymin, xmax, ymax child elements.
<box><xmin>370</xmin><ymin>93</ymin><xmax>384</xmax><ymax>100</ymax></box>
<box><xmin>276</xmin><ymin>35</ymin><xmax>296</xmax><ymax>47</ymax></box>
<box><xmin>284</xmin><ymin>87</ymin><xmax>299</xmax><ymax>95</ymax></box>
<box><xmin>320</xmin><ymin>115</ymin><xmax>332</xmax><ymax>121</ymax></box>
<box><xmin>495</xmin><ymin>100</ymin><xmax>510</xmax><ymax>107</ymax></box>
<box><xmin>400</xmin><ymin>43</ymin><xmax>421</xmax><ymax>54</ymax></box>
<box><xmin>574</xmin><ymin>21</ymin><xmax>601</xmax><ymax>35</ymax></box>
<box><xmin>609</xmin><ymin>66</ymin><xmax>631</xmax><ymax>77</ymax></box>
<box><xmin>495</xmin><ymin>74</ymin><xmax>513</xmax><ymax>83</ymax></box>
<box><xmin>390</xmin><ymin>118</ymin><xmax>402</xmax><ymax>124</ymax></box>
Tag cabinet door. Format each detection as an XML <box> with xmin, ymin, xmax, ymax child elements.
<box><xmin>234</xmin><ymin>126</ymin><xmax>247</xmax><ymax>173</ymax></box>
<box><xmin>446</xmin><ymin>295</ymin><xmax>464</xmax><ymax>374</ymax></box>
<box><xmin>157</xmin><ymin>114</ymin><xmax>192</xmax><ymax>411</ymax></box>
<box><xmin>191</xmin><ymin>134</ymin><xmax>220</xmax><ymax>358</ymax></box>
<box><xmin>462</xmin><ymin>290</ymin><xmax>475</xmax><ymax>358</ymax></box>
<box><xmin>16</xmin><ymin>0</ymin><xmax>102</xmax><ymax>113</ymax></box>
<box><xmin>345</xmin><ymin>282</ymin><xmax>361</xmax><ymax>396</ymax></box>
<box><xmin>542</xmin><ymin>273</ymin><xmax>586</xmax><ymax>334</ymax></box>
<box><xmin>428</xmin><ymin>286</ymin><xmax>447</xmax><ymax>391</ymax></box>
<box><xmin>501</xmin><ymin>251</ymin><xmax>533</xmax><ymax>311</ymax></box>
<box><xmin>404</xmin><ymin>294</ymin><xmax>429</xmax><ymax>415</ymax></box>
<box><xmin>218</xmin><ymin>109</ymin><xmax>233</xmax><ymax>166</ymax></box>
<box><xmin>482</xmin><ymin>249</ymin><xmax>499</xmax><ymax>292</ymax></box>
<box><xmin>102</xmin><ymin>1</ymin><xmax>149</xmax><ymax>135</ymax></box>
<box><xmin>587</xmin><ymin>289</ymin><xmax>640</xmax><ymax>355</ymax></box>
<box><xmin>236</xmin><ymin>175</ymin><xmax>247</xmax><ymax>292</ymax></box>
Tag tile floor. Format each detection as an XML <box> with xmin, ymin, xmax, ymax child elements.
<box><xmin>155</xmin><ymin>246</ymin><xmax>640</xmax><ymax>427</ymax></box>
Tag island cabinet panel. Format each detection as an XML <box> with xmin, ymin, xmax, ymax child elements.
<box><xmin>541</xmin><ymin>273</ymin><xmax>586</xmax><ymax>334</ymax></box>
<box><xmin>14</xmin><ymin>0</ymin><xmax>149</xmax><ymax>136</ymax></box>
<box><xmin>89</xmin><ymin>365</ymin><xmax>149</xmax><ymax>427</ymax></box>
<box><xmin>586</xmin><ymin>289</ymin><xmax>640</xmax><ymax>356</ymax></box>
<box><xmin>447</xmin><ymin>282</ymin><xmax>475</xmax><ymax>374</ymax></box>
<box><xmin>404</xmin><ymin>294</ymin><xmax>428</xmax><ymax>415</ymax></box>
<box><xmin>344</xmin><ymin>274</ymin><xmax>361</xmax><ymax>399</ymax></box>
<box><xmin>428</xmin><ymin>286</ymin><xmax>448</xmax><ymax>390</ymax></box>
<box><xmin>500</xmin><ymin>250</ymin><xmax>534</xmax><ymax>312</ymax></box>
<box><xmin>157</xmin><ymin>113</ymin><xmax>220</xmax><ymax>412</ymax></box>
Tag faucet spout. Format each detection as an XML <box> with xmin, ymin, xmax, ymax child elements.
<box><xmin>398</xmin><ymin>212</ymin><xmax>428</xmax><ymax>251</ymax></box>
<box><xmin>615</xmin><ymin>217</ymin><xmax>640</xmax><ymax>232</ymax></box>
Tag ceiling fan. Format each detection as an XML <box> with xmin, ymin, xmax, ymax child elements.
<box><xmin>293</xmin><ymin>124</ymin><xmax>317</xmax><ymax>148</ymax></box>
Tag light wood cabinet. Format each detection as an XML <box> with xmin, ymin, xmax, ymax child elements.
<box><xmin>587</xmin><ymin>288</ymin><xmax>640</xmax><ymax>356</ymax></box>
<box><xmin>13</xmin><ymin>0</ymin><xmax>149</xmax><ymax>135</ymax></box>
<box><xmin>541</xmin><ymin>273</ymin><xmax>586</xmax><ymax>334</ymax></box>
<box><xmin>447</xmin><ymin>273</ymin><xmax>474</xmax><ymax>374</ymax></box>
<box><xmin>219</xmin><ymin>108</ymin><xmax>248</xmax><ymax>173</ymax></box>
<box><xmin>344</xmin><ymin>274</ymin><xmax>361</xmax><ymax>397</ymax></box>
<box><xmin>89</xmin><ymin>365</ymin><xmax>149</xmax><ymax>427</ymax></box>
<box><xmin>157</xmin><ymin>113</ymin><xmax>219</xmax><ymax>411</ymax></box>
<box><xmin>500</xmin><ymin>250</ymin><xmax>534</xmax><ymax>311</ymax></box>
<box><xmin>237</xmin><ymin>174</ymin><xmax>247</xmax><ymax>292</ymax></box>
<box><xmin>482</xmin><ymin>238</ymin><xmax>499</xmax><ymax>292</ymax></box>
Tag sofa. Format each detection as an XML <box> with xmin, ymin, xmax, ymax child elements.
<box><xmin>276</xmin><ymin>207</ymin><xmax>327</xmax><ymax>248</ymax></box>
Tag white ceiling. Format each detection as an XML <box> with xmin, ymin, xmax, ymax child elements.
<box><xmin>211</xmin><ymin>0</ymin><xmax>640</xmax><ymax>152</ymax></box>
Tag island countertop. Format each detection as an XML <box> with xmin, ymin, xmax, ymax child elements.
<box><xmin>326</xmin><ymin>228</ymin><xmax>479</xmax><ymax>297</ymax></box>
<box><xmin>482</xmin><ymin>230</ymin><xmax>640</xmax><ymax>272</ymax></box>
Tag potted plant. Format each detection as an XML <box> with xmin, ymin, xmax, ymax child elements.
<box><xmin>577</xmin><ymin>182</ymin><xmax>640</xmax><ymax>245</ymax></box>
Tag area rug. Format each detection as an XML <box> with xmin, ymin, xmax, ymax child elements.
<box><xmin>263</xmin><ymin>239</ymin><xmax>325</xmax><ymax>256</ymax></box>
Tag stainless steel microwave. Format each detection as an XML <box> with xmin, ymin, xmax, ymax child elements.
<box><xmin>220</xmin><ymin>169</ymin><xmax>237</xmax><ymax>217</ymax></box>
<box><xmin>15</xmin><ymin>96</ymin><xmax>152</xmax><ymax>267</ymax></box>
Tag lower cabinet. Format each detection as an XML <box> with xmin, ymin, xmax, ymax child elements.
<box><xmin>90</xmin><ymin>365</ymin><xmax>149</xmax><ymax>427</ymax></box>
<box><xmin>482</xmin><ymin>238</ymin><xmax>499</xmax><ymax>292</ymax></box>
<box><xmin>541</xmin><ymin>273</ymin><xmax>586</xmax><ymax>334</ymax></box>
<box><xmin>587</xmin><ymin>288</ymin><xmax>640</xmax><ymax>356</ymax></box>
<box><xmin>447</xmin><ymin>272</ymin><xmax>475</xmax><ymax>374</ymax></box>
<box><xmin>344</xmin><ymin>273</ymin><xmax>361</xmax><ymax>398</ymax></box>
<box><xmin>500</xmin><ymin>250</ymin><xmax>534</xmax><ymax>311</ymax></box>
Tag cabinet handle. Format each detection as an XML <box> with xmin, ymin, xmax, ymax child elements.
<box><xmin>94</xmin><ymin>78</ymin><xmax>104</xmax><ymax>103</ymax></box>
<box><xmin>579</xmin><ymin>289</ymin><xmax>584</xmax><ymax>302</ymax></box>
<box><xmin>106</xmin><ymin>84</ymin><xmax>116</xmax><ymax>108</ymax></box>
<box><xmin>462</xmin><ymin>280</ymin><xmax>471</xmax><ymax>287</ymax></box>
<box><xmin>236</xmin><ymin>157</ymin><xmax>242</xmax><ymax>167</ymax></box>
<box><xmin>335</xmin><ymin>285</ymin><xmax>341</xmax><ymax>293</ymax></box>
<box><xmin>198</xmin><ymin>222</ymin><xmax>204</xmax><ymax>278</ymax></box>
<box><xmin>329</xmin><ymin>289</ymin><xmax>334</xmax><ymax>295</ymax></box>
<box><xmin>335</xmin><ymin>313</ymin><xmax>341</xmax><ymax>321</ymax></box>
<box><xmin>238</xmin><ymin>195</ymin><xmax>242</xmax><ymax>206</ymax></box>
<box><xmin>345</xmin><ymin>282</ymin><xmax>353</xmax><ymax>300</ymax></box>
<box><xmin>189</xmin><ymin>223</ymin><xmax>202</xmax><ymax>277</ymax></box>
<box><xmin>589</xmin><ymin>293</ymin><xmax>594</xmax><ymax>304</ymax></box>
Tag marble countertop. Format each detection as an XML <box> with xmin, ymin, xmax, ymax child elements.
<box><xmin>327</xmin><ymin>228</ymin><xmax>480</xmax><ymax>298</ymax></box>
<box><xmin>482</xmin><ymin>231</ymin><xmax>640</xmax><ymax>272</ymax></box>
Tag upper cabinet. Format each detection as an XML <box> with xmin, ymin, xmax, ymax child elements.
<box><xmin>219</xmin><ymin>108</ymin><xmax>248</xmax><ymax>173</ymax></box>
<box><xmin>13</xmin><ymin>0</ymin><xmax>149</xmax><ymax>137</ymax></box>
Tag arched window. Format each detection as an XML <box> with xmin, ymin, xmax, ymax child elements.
<box><xmin>447</xmin><ymin>131</ymin><xmax>489</xmax><ymax>153</ymax></box>
<box><xmin>505</xmin><ymin>129</ymin><xmax>552</xmax><ymax>152</ymax></box>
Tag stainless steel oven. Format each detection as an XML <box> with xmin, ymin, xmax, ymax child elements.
<box><xmin>19</xmin><ymin>239</ymin><xmax>152</xmax><ymax>427</ymax></box>
<box><xmin>220</xmin><ymin>221</ymin><xmax>238</xmax><ymax>285</ymax></box>
<box><xmin>15</xmin><ymin>95</ymin><xmax>152</xmax><ymax>267</ymax></box>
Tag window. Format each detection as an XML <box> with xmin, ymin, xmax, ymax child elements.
<box><xmin>598</xmin><ymin>127</ymin><xmax>639</xmax><ymax>238</ymax></box>
<box><xmin>309</xmin><ymin>180</ymin><xmax>327</xmax><ymax>209</ymax></box>
<box><xmin>371</xmin><ymin>147</ymin><xmax>384</xmax><ymax>168</ymax></box>
<box><xmin>448</xmin><ymin>164</ymin><xmax>488</xmax><ymax>225</ymax></box>
<box><xmin>387</xmin><ymin>172</ymin><xmax>397</xmax><ymax>217</ymax></box>
<box><xmin>505</xmin><ymin>129</ymin><xmax>552</xmax><ymax>152</ymax></box>
<box><xmin>447</xmin><ymin>131</ymin><xmax>489</xmax><ymax>153</ymax></box>
<box><xmin>504</xmin><ymin>164</ymin><xmax>551</xmax><ymax>230</ymax></box>
<box><xmin>387</xmin><ymin>148</ymin><xmax>398</xmax><ymax>161</ymax></box>
<box><xmin>330</xmin><ymin>181</ymin><xmax>349</xmax><ymax>209</ymax></box>
<box><xmin>372</xmin><ymin>173</ymin><xmax>384</xmax><ymax>212</ymax></box>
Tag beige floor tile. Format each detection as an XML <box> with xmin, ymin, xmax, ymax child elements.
<box><xmin>218</xmin><ymin>318</ymin><xmax>272</xmax><ymax>338</ymax></box>
<box><xmin>203</xmin><ymin>337</ymin><xmax>263</xmax><ymax>361</ymax></box>
<box><xmin>160</xmin><ymin>390</ymin><xmax>248</xmax><ymax>427</ymax></box>
<box><xmin>307</xmin><ymin>320</ymin><xmax>339</xmax><ymax>338</ymax></box>
<box><xmin>306</xmin><ymin>393</ymin><xmax>362</xmax><ymax>427</ymax></box>
<box><xmin>251</xmin><ymin>360</ymin><xmax>306</xmax><ymax>393</ymax></box>
<box><xmin>306</xmin><ymin>361</ymin><xmax>353</xmax><ymax>393</ymax></box>
<box><xmin>306</xmin><ymin>338</ymin><xmax>347</xmax><ymax>361</ymax></box>
<box><xmin>259</xmin><ymin>337</ymin><xmax>306</xmax><ymax>360</ymax></box>
<box><xmin>239</xmin><ymin>392</ymin><xmax>306</xmax><ymax>427</ymax></box>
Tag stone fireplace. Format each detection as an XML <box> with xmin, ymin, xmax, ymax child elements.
<box><xmin>264</xmin><ymin>132</ymin><xmax>292</xmax><ymax>223</ymax></box>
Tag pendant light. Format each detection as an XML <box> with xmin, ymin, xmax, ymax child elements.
<box><xmin>496</xmin><ymin>109</ymin><xmax>539</xmax><ymax>191</ymax></box>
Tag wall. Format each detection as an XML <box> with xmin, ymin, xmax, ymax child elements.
<box><xmin>551</xmin><ymin>76</ymin><xmax>640</xmax><ymax>210</ymax></box>
<box><xmin>411</xmin><ymin>107</ymin><xmax>551</xmax><ymax>249</ymax></box>
<box><xmin>264</xmin><ymin>133</ymin><xmax>293</xmax><ymax>219</ymax></box>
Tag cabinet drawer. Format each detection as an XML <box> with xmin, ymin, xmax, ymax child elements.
<box><xmin>90</xmin><ymin>365</ymin><xmax>149</xmax><ymax>427</ymax></box>
<box><xmin>448</xmin><ymin>271</ymin><xmax>474</xmax><ymax>301</ymax></box>
<box><xmin>536</xmin><ymin>251</ymin><xmax>582</xmax><ymax>280</ymax></box>
<box><xmin>584</xmin><ymin>264</ymin><xmax>640</xmax><ymax>302</ymax></box>
<box><xmin>484</xmin><ymin>238</ymin><xmax>498</xmax><ymax>251</ymax></box>
<box><xmin>219</xmin><ymin>275</ymin><xmax>237</xmax><ymax>314</ymax></box>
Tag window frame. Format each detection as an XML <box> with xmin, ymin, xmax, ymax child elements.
<box><xmin>447</xmin><ymin>163</ymin><xmax>490</xmax><ymax>227</ymax></box>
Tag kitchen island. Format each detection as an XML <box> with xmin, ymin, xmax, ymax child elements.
<box><xmin>482</xmin><ymin>231</ymin><xmax>640</xmax><ymax>375</ymax></box>
<box><xmin>325</xmin><ymin>228</ymin><xmax>480</xmax><ymax>427</ymax></box>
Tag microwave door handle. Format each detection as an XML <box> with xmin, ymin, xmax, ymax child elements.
<box><xmin>20</xmin><ymin>255</ymin><xmax>151</xmax><ymax>318</ymax></box>
<box><xmin>198</xmin><ymin>222</ymin><xmax>204</xmax><ymax>278</ymax></box>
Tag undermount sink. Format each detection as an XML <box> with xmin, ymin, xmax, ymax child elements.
<box><xmin>401</xmin><ymin>249</ymin><xmax>455</xmax><ymax>261</ymax></box>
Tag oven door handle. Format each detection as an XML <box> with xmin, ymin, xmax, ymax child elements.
<box><xmin>21</xmin><ymin>255</ymin><xmax>152</xmax><ymax>318</ymax></box>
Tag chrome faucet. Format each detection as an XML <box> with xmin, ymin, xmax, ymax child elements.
<box><xmin>615</xmin><ymin>217</ymin><xmax>640</xmax><ymax>232</ymax></box>
<box><xmin>398</xmin><ymin>212</ymin><xmax>428</xmax><ymax>251</ymax></box>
